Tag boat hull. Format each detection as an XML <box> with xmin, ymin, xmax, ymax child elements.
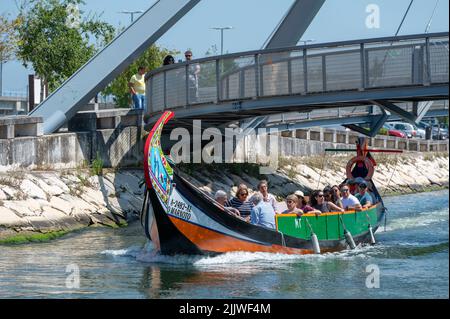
<box><xmin>143</xmin><ymin>174</ymin><xmax>385</xmax><ymax>256</ymax></box>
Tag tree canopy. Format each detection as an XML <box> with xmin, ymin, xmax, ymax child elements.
<box><xmin>16</xmin><ymin>0</ymin><xmax>115</xmax><ymax>92</ymax></box>
<box><xmin>0</xmin><ymin>13</ymin><xmax>20</xmax><ymax>63</ymax></box>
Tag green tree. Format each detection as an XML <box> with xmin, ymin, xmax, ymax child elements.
<box><xmin>16</xmin><ymin>0</ymin><xmax>115</xmax><ymax>92</ymax></box>
<box><xmin>102</xmin><ymin>45</ymin><xmax>178</xmax><ymax>107</ymax></box>
<box><xmin>0</xmin><ymin>14</ymin><xmax>20</xmax><ymax>64</ymax></box>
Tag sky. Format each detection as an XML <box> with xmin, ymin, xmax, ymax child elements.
<box><xmin>0</xmin><ymin>0</ymin><xmax>448</xmax><ymax>94</ymax></box>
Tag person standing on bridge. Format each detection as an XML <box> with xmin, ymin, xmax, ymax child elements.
<box><xmin>185</xmin><ymin>50</ymin><xmax>200</xmax><ymax>102</ymax></box>
<box><xmin>128</xmin><ymin>66</ymin><xmax>147</xmax><ymax>110</ymax></box>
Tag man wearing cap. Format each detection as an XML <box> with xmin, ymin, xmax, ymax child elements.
<box><xmin>355</xmin><ymin>181</ymin><xmax>373</xmax><ymax>208</ymax></box>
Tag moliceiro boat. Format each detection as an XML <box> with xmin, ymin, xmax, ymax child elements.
<box><xmin>141</xmin><ymin>111</ymin><xmax>389</xmax><ymax>255</ymax></box>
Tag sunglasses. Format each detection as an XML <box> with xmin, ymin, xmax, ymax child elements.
<box><xmin>341</xmin><ymin>189</ymin><xmax>349</xmax><ymax>192</ymax></box>
<box><xmin>287</xmin><ymin>200</ymin><xmax>294</xmax><ymax>203</ymax></box>
<box><xmin>317</xmin><ymin>194</ymin><xmax>324</xmax><ymax>197</ymax></box>
<box><xmin>238</xmin><ymin>193</ymin><xmax>248</xmax><ymax>197</ymax></box>
<box><xmin>185</xmin><ymin>55</ymin><xmax>192</xmax><ymax>57</ymax></box>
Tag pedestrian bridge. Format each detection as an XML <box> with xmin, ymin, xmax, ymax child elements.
<box><xmin>145</xmin><ymin>32</ymin><xmax>449</xmax><ymax>131</ymax></box>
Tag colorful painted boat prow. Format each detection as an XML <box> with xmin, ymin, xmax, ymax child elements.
<box><xmin>141</xmin><ymin>112</ymin><xmax>386</xmax><ymax>256</ymax></box>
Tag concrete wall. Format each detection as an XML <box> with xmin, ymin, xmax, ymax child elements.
<box><xmin>0</xmin><ymin>108</ymin><xmax>448</xmax><ymax>171</ymax></box>
<box><xmin>0</xmin><ymin>127</ymin><xmax>145</xmax><ymax>170</ymax></box>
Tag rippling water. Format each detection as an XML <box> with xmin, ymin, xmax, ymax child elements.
<box><xmin>0</xmin><ymin>190</ymin><xmax>448</xmax><ymax>299</ymax></box>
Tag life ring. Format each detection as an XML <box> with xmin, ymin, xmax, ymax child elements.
<box><xmin>346</xmin><ymin>155</ymin><xmax>374</xmax><ymax>180</ymax></box>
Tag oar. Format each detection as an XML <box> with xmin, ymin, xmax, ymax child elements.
<box><xmin>364</xmin><ymin>211</ymin><xmax>376</xmax><ymax>245</ymax></box>
<box><xmin>325</xmin><ymin>148</ymin><xmax>403</xmax><ymax>153</ymax></box>
<box><xmin>339</xmin><ymin>213</ymin><xmax>356</xmax><ymax>249</ymax></box>
<box><xmin>305</xmin><ymin>218</ymin><xmax>321</xmax><ymax>254</ymax></box>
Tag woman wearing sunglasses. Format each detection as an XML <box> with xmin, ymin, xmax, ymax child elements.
<box><xmin>310</xmin><ymin>190</ymin><xmax>344</xmax><ymax>213</ymax></box>
<box><xmin>227</xmin><ymin>185</ymin><xmax>254</xmax><ymax>221</ymax></box>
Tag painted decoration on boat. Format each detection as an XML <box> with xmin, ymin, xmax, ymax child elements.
<box><xmin>144</xmin><ymin>111</ymin><xmax>174</xmax><ymax>207</ymax></box>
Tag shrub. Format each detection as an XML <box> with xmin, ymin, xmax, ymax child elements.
<box><xmin>91</xmin><ymin>152</ymin><xmax>104</xmax><ymax>176</ymax></box>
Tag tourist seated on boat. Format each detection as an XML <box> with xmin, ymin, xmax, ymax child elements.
<box><xmin>214</xmin><ymin>190</ymin><xmax>241</xmax><ymax>217</ymax></box>
<box><xmin>293</xmin><ymin>190</ymin><xmax>320</xmax><ymax>214</ymax></box>
<box><xmin>340</xmin><ymin>185</ymin><xmax>362</xmax><ymax>211</ymax></box>
<box><xmin>347</xmin><ymin>179</ymin><xmax>358</xmax><ymax>195</ymax></box>
<box><xmin>281</xmin><ymin>194</ymin><xmax>304</xmax><ymax>216</ymax></box>
<box><xmin>323</xmin><ymin>185</ymin><xmax>333</xmax><ymax>202</ymax></box>
<box><xmin>355</xmin><ymin>181</ymin><xmax>373</xmax><ymax>209</ymax></box>
<box><xmin>331</xmin><ymin>185</ymin><xmax>344</xmax><ymax>209</ymax></box>
<box><xmin>249</xmin><ymin>179</ymin><xmax>278</xmax><ymax>214</ymax></box>
<box><xmin>227</xmin><ymin>185</ymin><xmax>254</xmax><ymax>221</ymax></box>
<box><xmin>310</xmin><ymin>190</ymin><xmax>344</xmax><ymax>213</ymax></box>
<box><xmin>249</xmin><ymin>193</ymin><xmax>276</xmax><ymax>229</ymax></box>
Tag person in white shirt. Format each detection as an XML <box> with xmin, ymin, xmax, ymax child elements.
<box><xmin>340</xmin><ymin>184</ymin><xmax>362</xmax><ymax>211</ymax></box>
<box><xmin>249</xmin><ymin>180</ymin><xmax>278</xmax><ymax>214</ymax></box>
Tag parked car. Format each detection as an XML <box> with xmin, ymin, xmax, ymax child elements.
<box><xmin>382</xmin><ymin>124</ymin><xmax>406</xmax><ymax>138</ymax></box>
<box><xmin>432</xmin><ymin>125</ymin><xmax>449</xmax><ymax>140</ymax></box>
<box><xmin>386</xmin><ymin>122</ymin><xmax>416</xmax><ymax>138</ymax></box>
<box><xmin>414</xmin><ymin>125</ymin><xmax>426</xmax><ymax>139</ymax></box>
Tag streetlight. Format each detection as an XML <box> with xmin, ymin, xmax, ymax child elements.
<box><xmin>119</xmin><ymin>10</ymin><xmax>144</xmax><ymax>24</ymax></box>
<box><xmin>210</xmin><ymin>26</ymin><xmax>233</xmax><ymax>55</ymax></box>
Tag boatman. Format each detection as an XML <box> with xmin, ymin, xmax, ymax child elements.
<box><xmin>128</xmin><ymin>66</ymin><xmax>147</xmax><ymax>109</ymax></box>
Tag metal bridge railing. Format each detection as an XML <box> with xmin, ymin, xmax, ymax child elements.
<box><xmin>145</xmin><ymin>32</ymin><xmax>449</xmax><ymax>114</ymax></box>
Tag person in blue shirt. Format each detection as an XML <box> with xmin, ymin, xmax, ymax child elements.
<box><xmin>355</xmin><ymin>181</ymin><xmax>373</xmax><ymax>208</ymax></box>
<box><xmin>249</xmin><ymin>193</ymin><xmax>276</xmax><ymax>229</ymax></box>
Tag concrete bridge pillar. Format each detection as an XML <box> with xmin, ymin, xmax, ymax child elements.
<box><xmin>319</xmin><ymin>127</ymin><xmax>324</xmax><ymax>142</ymax></box>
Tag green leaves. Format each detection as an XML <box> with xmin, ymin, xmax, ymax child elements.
<box><xmin>16</xmin><ymin>0</ymin><xmax>115</xmax><ymax>92</ymax></box>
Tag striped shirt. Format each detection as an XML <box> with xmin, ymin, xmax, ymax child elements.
<box><xmin>227</xmin><ymin>197</ymin><xmax>254</xmax><ymax>218</ymax></box>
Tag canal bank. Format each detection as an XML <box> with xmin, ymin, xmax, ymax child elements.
<box><xmin>0</xmin><ymin>152</ymin><xmax>448</xmax><ymax>243</ymax></box>
<box><xmin>0</xmin><ymin>169</ymin><xmax>144</xmax><ymax>243</ymax></box>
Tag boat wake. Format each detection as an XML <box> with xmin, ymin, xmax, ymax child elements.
<box><xmin>383</xmin><ymin>208</ymin><xmax>449</xmax><ymax>232</ymax></box>
<box><xmin>101</xmin><ymin>240</ymin><xmax>381</xmax><ymax>266</ymax></box>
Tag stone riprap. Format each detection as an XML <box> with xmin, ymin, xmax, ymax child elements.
<box><xmin>0</xmin><ymin>153</ymin><xmax>448</xmax><ymax>242</ymax></box>
<box><xmin>0</xmin><ymin>170</ymin><xmax>144</xmax><ymax>242</ymax></box>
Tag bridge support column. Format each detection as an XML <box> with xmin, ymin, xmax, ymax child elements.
<box><xmin>319</xmin><ymin>127</ymin><xmax>324</xmax><ymax>142</ymax></box>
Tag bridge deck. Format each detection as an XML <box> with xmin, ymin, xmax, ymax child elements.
<box><xmin>145</xmin><ymin>32</ymin><xmax>449</xmax><ymax>128</ymax></box>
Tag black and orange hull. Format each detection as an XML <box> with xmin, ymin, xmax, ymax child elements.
<box><xmin>142</xmin><ymin>173</ymin><xmax>384</xmax><ymax>256</ymax></box>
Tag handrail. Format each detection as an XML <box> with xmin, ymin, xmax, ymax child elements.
<box><xmin>146</xmin><ymin>32</ymin><xmax>449</xmax><ymax>114</ymax></box>
<box><xmin>145</xmin><ymin>31</ymin><xmax>449</xmax><ymax>79</ymax></box>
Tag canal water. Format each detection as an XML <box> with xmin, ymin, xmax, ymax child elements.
<box><xmin>0</xmin><ymin>190</ymin><xmax>448</xmax><ymax>299</ymax></box>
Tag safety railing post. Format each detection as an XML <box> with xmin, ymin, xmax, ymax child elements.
<box><xmin>216</xmin><ymin>59</ymin><xmax>220</xmax><ymax>102</ymax></box>
<box><xmin>255</xmin><ymin>54</ymin><xmax>260</xmax><ymax>97</ymax></box>
<box><xmin>360</xmin><ymin>43</ymin><xmax>366</xmax><ymax>90</ymax></box>
<box><xmin>185</xmin><ymin>64</ymin><xmax>189</xmax><ymax>108</ymax></box>
<box><xmin>322</xmin><ymin>55</ymin><xmax>327</xmax><ymax>92</ymax></box>
<box><xmin>425</xmin><ymin>37</ymin><xmax>431</xmax><ymax>85</ymax></box>
<box><xmin>287</xmin><ymin>58</ymin><xmax>292</xmax><ymax>95</ymax></box>
<box><xmin>303</xmin><ymin>48</ymin><xmax>308</xmax><ymax>94</ymax></box>
<box><xmin>163</xmin><ymin>71</ymin><xmax>167</xmax><ymax>109</ymax></box>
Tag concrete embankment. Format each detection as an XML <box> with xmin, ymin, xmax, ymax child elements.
<box><xmin>0</xmin><ymin>169</ymin><xmax>143</xmax><ymax>243</ymax></box>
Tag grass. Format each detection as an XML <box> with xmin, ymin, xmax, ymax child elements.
<box><xmin>0</xmin><ymin>230</ymin><xmax>69</xmax><ymax>245</ymax></box>
<box><xmin>91</xmin><ymin>152</ymin><xmax>104</xmax><ymax>176</ymax></box>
